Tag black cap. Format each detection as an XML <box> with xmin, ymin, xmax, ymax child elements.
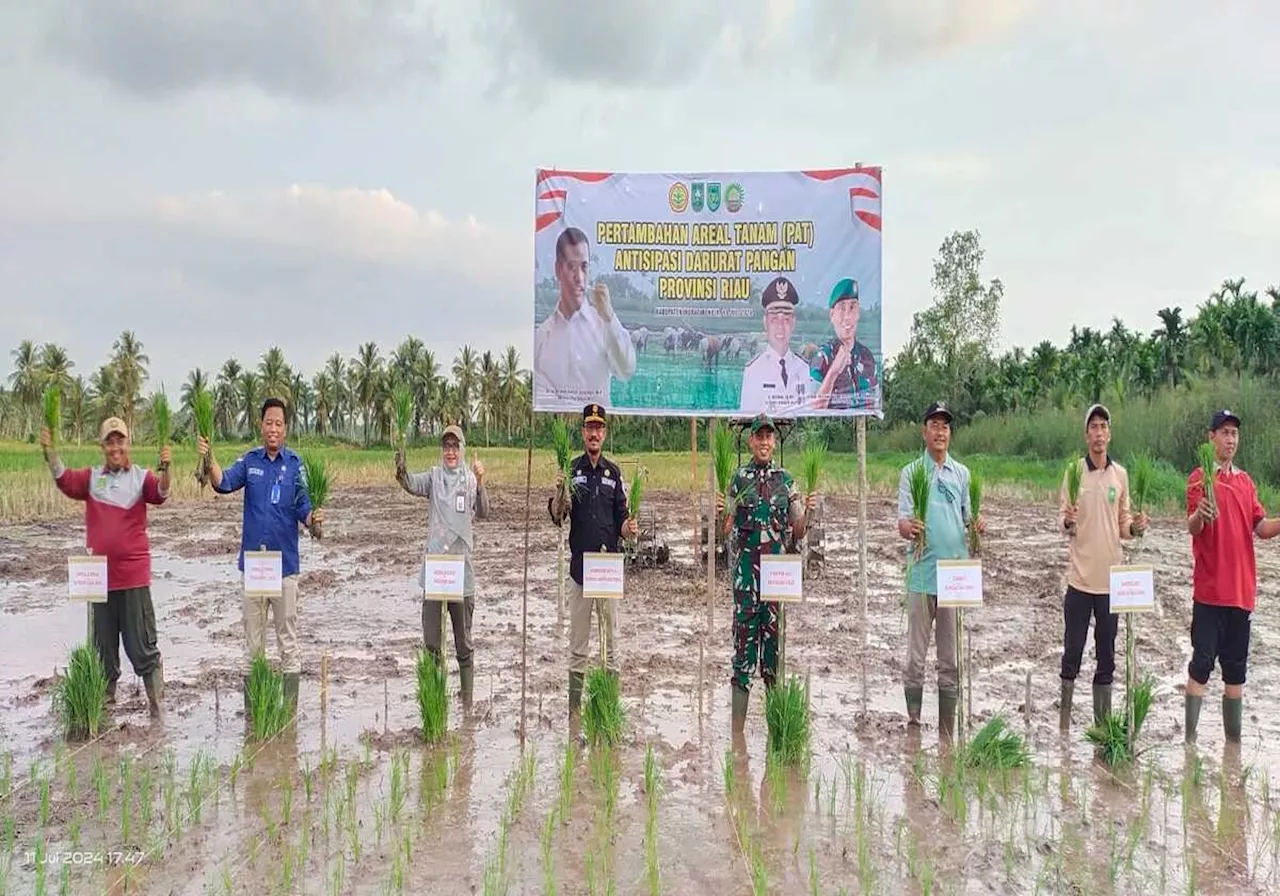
<box><xmin>923</xmin><ymin>401</ymin><xmax>953</xmax><ymax>424</ymax></box>
<box><xmin>1210</xmin><ymin>409</ymin><xmax>1240</xmax><ymax>431</ymax></box>
<box><xmin>761</xmin><ymin>276</ymin><xmax>799</xmax><ymax>309</ymax></box>
<box><xmin>583</xmin><ymin>403</ymin><xmax>607</xmax><ymax>425</ymax></box>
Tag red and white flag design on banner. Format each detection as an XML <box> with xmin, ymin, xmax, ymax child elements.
<box><xmin>535</xmin><ymin>169</ymin><xmax>613</xmax><ymax>233</ymax></box>
<box><xmin>800</xmin><ymin>167</ymin><xmax>882</xmax><ymax>232</ymax></box>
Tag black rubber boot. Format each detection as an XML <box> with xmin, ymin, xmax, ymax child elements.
<box><xmin>144</xmin><ymin>668</ymin><xmax>163</xmax><ymax>717</ymax></box>
<box><xmin>731</xmin><ymin>684</ymin><xmax>749</xmax><ymax>734</ymax></box>
<box><xmin>283</xmin><ymin>673</ymin><xmax>300</xmax><ymax>714</ymax></box>
<box><xmin>1185</xmin><ymin>694</ymin><xmax>1203</xmax><ymax>745</ymax></box>
<box><xmin>1223</xmin><ymin>696</ymin><xmax>1243</xmax><ymax>743</ymax></box>
<box><xmin>106</xmin><ymin>679</ymin><xmax>118</xmax><ymax>705</ymax></box>
<box><xmin>568</xmin><ymin>671</ymin><xmax>584</xmax><ymax>716</ymax></box>
<box><xmin>459</xmin><ymin>664</ymin><xmax>475</xmax><ymax>709</ymax></box>
<box><xmin>1092</xmin><ymin>684</ymin><xmax>1112</xmax><ymax>725</ymax></box>
<box><xmin>1059</xmin><ymin>680</ymin><xmax>1074</xmax><ymax>731</ymax></box>
<box><xmin>938</xmin><ymin>688</ymin><xmax>958</xmax><ymax>739</ymax></box>
<box><xmin>904</xmin><ymin>686</ymin><xmax>923</xmax><ymax>726</ymax></box>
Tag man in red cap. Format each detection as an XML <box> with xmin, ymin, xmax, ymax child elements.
<box><xmin>41</xmin><ymin>416</ymin><xmax>171</xmax><ymax>716</ymax></box>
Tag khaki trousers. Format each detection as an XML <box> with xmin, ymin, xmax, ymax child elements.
<box><xmin>568</xmin><ymin>579</ymin><xmax>618</xmax><ymax>674</ymax></box>
<box><xmin>904</xmin><ymin>592</ymin><xmax>957</xmax><ymax>691</ymax></box>
<box><xmin>244</xmin><ymin>575</ymin><xmax>300</xmax><ymax>674</ymax></box>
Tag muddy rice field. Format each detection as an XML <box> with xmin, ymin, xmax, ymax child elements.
<box><xmin>2</xmin><ymin>482</ymin><xmax>1280</xmax><ymax>894</ymax></box>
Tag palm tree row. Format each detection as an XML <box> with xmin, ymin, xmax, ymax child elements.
<box><xmin>2</xmin><ymin>335</ymin><xmax>531</xmax><ymax>448</ymax></box>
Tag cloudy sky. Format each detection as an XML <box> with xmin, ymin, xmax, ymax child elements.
<box><xmin>2</xmin><ymin>1</ymin><xmax>1277</xmax><ymax>391</ymax></box>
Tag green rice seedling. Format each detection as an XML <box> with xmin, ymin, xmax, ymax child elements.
<box><xmin>93</xmin><ymin>755</ymin><xmax>109</xmax><ymax>821</ymax></box>
<box><xmin>968</xmin><ymin>472</ymin><xmax>984</xmax><ymax>555</ymax></box>
<box><xmin>152</xmin><ymin>389</ymin><xmax>171</xmax><ymax>450</ymax></box>
<box><xmin>415</xmin><ymin>649</ymin><xmax>449</xmax><ymax>743</ymax></box>
<box><xmin>43</xmin><ymin>387</ymin><xmax>61</xmax><ymax>442</ymax></box>
<box><xmin>302</xmin><ymin>759</ymin><xmax>314</xmax><ymax>802</ymax></box>
<box><xmin>1129</xmin><ymin>452</ymin><xmax>1155</xmax><ymax>515</ymax></box>
<box><xmin>722</xmin><ymin>748</ymin><xmax>736</xmax><ymax>799</ymax></box>
<box><xmin>301</xmin><ymin>451</ymin><xmax>331</xmax><ymax>538</ymax></box>
<box><xmin>1065</xmin><ymin>457</ymin><xmax>1083</xmax><ymax>506</ymax></box>
<box><xmin>907</xmin><ymin>460</ymin><xmax>931</xmax><ymax>560</ymax></box>
<box><xmin>541</xmin><ymin>809</ymin><xmax>557</xmax><ymax>896</ymax></box>
<box><xmin>557</xmin><ymin>742</ymin><xmax>576</xmax><ymax>823</ymax></box>
<box><xmin>138</xmin><ymin>766</ymin><xmax>154</xmax><ymax>836</ymax></box>
<box><xmin>247</xmin><ymin>654</ymin><xmax>290</xmax><ymax>740</ymax></box>
<box><xmin>1085</xmin><ymin>675</ymin><xmax>1154</xmax><ymax>766</ymax></box>
<box><xmin>51</xmin><ymin>643</ymin><xmax>107</xmax><ymax>740</ymax></box>
<box><xmin>550</xmin><ymin>417</ymin><xmax>576</xmax><ymax>495</ymax></box>
<box><xmin>582</xmin><ymin>668</ymin><xmax>624</xmax><ymax>746</ymax></box>
<box><xmin>627</xmin><ymin>466</ymin><xmax>645</xmax><ymax>520</ymax></box>
<box><xmin>800</xmin><ymin>437</ymin><xmax>826</xmax><ymax>497</ymax></box>
<box><xmin>393</xmin><ymin>385</ymin><xmax>413</xmax><ymax>449</ymax></box>
<box><xmin>38</xmin><ymin>774</ymin><xmax>50</xmax><ymax>828</ymax></box>
<box><xmin>389</xmin><ymin>751</ymin><xmax>407</xmax><ymax>823</ymax></box>
<box><xmin>192</xmin><ymin>386</ymin><xmax>215</xmax><ymax>487</ymax></box>
<box><xmin>765</xmin><ymin>675</ymin><xmax>810</xmax><ymax>766</ymax></box>
<box><xmin>33</xmin><ymin>835</ymin><xmax>46</xmax><ymax>896</ymax></box>
<box><xmin>67</xmin><ymin>813</ymin><xmax>80</xmax><ymax>849</ymax></box>
<box><xmin>959</xmin><ymin>716</ymin><xmax>1030</xmax><ymax>770</ymax></box>
<box><xmin>281</xmin><ymin>780</ymin><xmax>294</xmax><ymax>827</ymax></box>
<box><xmin>64</xmin><ymin>756</ymin><xmax>76</xmax><ymax>800</ymax></box>
<box><xmin>1</xmin><ymin>751</ymin><xmax>11</xmax><ymax>797</ymax></box>
<box><xmin>749</xmin><ymin>835</ymin><xmax>768</xmax><ymax>895</ymax></box>
<box><xmin>1196</xmin><ymin>442</ymin><xmax>1217</xmax><ymax>512</ymax></box>
<box><xmin>119</xmin><ymin>755</ymin><xmax>134</xmax><ymax>844</ymax></box>
<box><xmin>713</xmin><ymin>423</ymin><xmax>735</xmax><ymax>498</ymax></box>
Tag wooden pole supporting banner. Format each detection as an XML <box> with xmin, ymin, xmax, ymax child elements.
<box><xmin>857</xmin><ymin>417</ymin><xmax>868</xmax><ymax>647</ymax></box>
<box><xmin>520</xmin><ymin>419</ymin><xmax>534</xmax><ymax>744</ymax></box>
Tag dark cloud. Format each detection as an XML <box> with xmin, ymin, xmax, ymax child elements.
<box><xmin>46</xmin><ymin>0</ymin><xmax>446</xmax><ymax>101</ymax></box>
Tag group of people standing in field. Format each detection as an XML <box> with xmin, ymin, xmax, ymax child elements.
<box><xmin>39</xmin><ymin>395</ymin><xmax>1273</xmax><ymax>747</ymax></box>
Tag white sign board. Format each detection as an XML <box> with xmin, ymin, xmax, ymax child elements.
<box><xmin>244</xmin><ymin>551</ymin><xmax>283</xmax><ymax>597</ymax></box>
<box><xmin>68</xmin><ymin>556</ymin><xmax>108</xmax><ymax>603</ymax></box>
<box><xmin>937</xmin><ymin>559</ymin><xmax>983</xmax><ymax>608</ymax></box>
<box><xmin>583</xmin><ymin>552</ymin><xmax>625</xmax><ymax>600</ymax></box>
<box><xmin>424</xmin><ymin>555</ymin><xmax>466</xmax><ymax>602</ymax></box>
<box><xmin>1110</xmin><ymin>564</ymin><xmax>1155</xmax><ymax>613</ymax></box>
<box><xmin>759</xmin><ymin>554</ymin><xmax>804</xmax><ymax>603</ymax></box>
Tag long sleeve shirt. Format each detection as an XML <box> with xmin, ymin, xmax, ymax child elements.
<box><xmin>897</xmin><ymin>453</ymin><xmax>972</xmax><ymax>595</ymax></box>
<box><xmin>738</xmin><ymin>346</ymin><xmax>811</xmax><ymax>415</ymax></box>
<box><xmin>213</xmin><ymin>445</ymin><xmax>312</xmax><ymax>577</ymax></box>
<box><xmin>533</xmin><ymin>303</ymin><xmax>636</xmax><ymax>408</ymax></box>
<box><xmin>53</xmin><ymin>462</ymin><xmax>167</xmax><ymax>591</ymax></box>
<box><xmin>1059</xmin><ymin>455</ymin><xmax>1133</xmax><ymax>595</ymax></box>
<box><xmin>551</xmin><ymin>453</ymin><xmax>628</xmax><ymax>585</ymax></box>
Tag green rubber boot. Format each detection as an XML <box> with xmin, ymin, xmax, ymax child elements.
<box><xmin>938</xmin><ymin>688</ymin><xmax>958</xmax><ymax>739</ymax></box>
<box><xmin>459</xmin><ymin>664</ymin><xmax>475</xmax><ymax>709</ymax></box>
<box><xmin>904</xmin><ymin>686</ymin><xmax>923</xmax><ymax>726</ymax></box>
<box><xmin>1185</xmin><ymin>694</ymin><xmax>1203</xmax><ymax>745</ymax></box>
<box><xmin>1092</xmin><ymin>684</ymin><xmax>1112</xmax><ymax>725</ymax></box>
<box><xmin>1223</xmin><ymin>696</ymin><xmax>1243</xmax><ymax>743</ymax></box>
<box><xmin>731</xmin><ymin>684</ymin><xmax>749</xmax><ymax>734</ymax></box>
<box><xmin>1059</xmin><ymin>680</ymin><xmax>1074</xmax><ymax>731</ymax></box>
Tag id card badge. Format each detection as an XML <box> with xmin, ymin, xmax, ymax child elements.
<box><xmin>270</xmin><ymin>483</ymin><xmax>281</xmax><ymax>505</ymax></box>
<box><xmin>455</xmin><ymin>494</ymin><xmax>466</xmax><ymax>513</ymax></box>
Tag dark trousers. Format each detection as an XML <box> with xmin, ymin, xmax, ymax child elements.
<box><xmin>1188</xmin><ymin>602</ymin><xmax>1251</xmax><ymax>686</ymax></box>
<box><xmin>93</xmin><ymin>587</ymin><xmax>162</xmax><ymax>684</ymax></box>
<box><xmin>1060</xmin><ymin>586</ymin><xmax>1116</xmax><ymax>686</ymax></box>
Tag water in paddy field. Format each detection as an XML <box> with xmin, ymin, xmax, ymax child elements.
<box><xmin>1</xmin><ymin>486</ymin><xmax>1278</xmax><ymax>893</ymax></box>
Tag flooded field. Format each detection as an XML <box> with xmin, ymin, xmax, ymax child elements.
<box><xmin>2</xmin><ymin>482</ymin><xmax>1280</xmax><ymax>894</ymax></box>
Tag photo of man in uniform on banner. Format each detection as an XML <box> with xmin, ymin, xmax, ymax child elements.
<box><xmin>739</xmin><ymin>276</ymin><xmax>811</xmax><ymax>415</ymax></box>
<box><xmin>810</xmin><ymin>277</ymin><xmax>880</xmax><ymax>411</ymax></box>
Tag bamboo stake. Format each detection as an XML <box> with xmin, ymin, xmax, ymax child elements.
<box><xmin>706</xmin><ymin>419</ymin><xmax>717</xmax><ymax>639</ymax></box>
<box><xmin>777</xmin><ymin>600</ymin><xmax>786</xmax><ymax>685</ymax></box>
<box><xmin>857</xmin><ymin>417</ymin><xmax>868</xmax><ymax>647</ymax></box>
<box><xmin>1126</xmin><ymin>615</ymin><xmax>1135</xmax><ymax>744</ymax></box>
<box><xmin>519</xmin><ymin>421</ymin><xmax>533</xmax><ymax>744</ymax></box>
<box><xmin>691</xmin><ymin>418</ymin><xmax>698</xmax><ymax>568</ymax></box>
<box><xmin>956</xmin><ymin>608</ymin><xmax>966</xmax><ymax>747</ymax></box>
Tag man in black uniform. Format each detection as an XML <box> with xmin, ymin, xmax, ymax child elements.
<box><xmin>550</xmin><ymin>403</ymin><xmax>639</xmax><ymax>720</ymax></box>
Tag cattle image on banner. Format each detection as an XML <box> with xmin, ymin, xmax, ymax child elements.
<box><xmin>532</xmin><ymin>168</ymin><xmax>884</xmax><ymax>418</ymax></box>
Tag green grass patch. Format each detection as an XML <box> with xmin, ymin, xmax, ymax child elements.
<box><xmin>51</xmin><ymin>643</ymin><xmax>107</xmax><ymax>741</ymax></box>
<box><xmin>415</xmin><ymin>649</ymin><xmax>449</xmax><ymax>743</ymax></box>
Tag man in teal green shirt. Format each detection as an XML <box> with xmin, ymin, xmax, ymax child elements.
<box><xmin>897</xmin><ymin>401</ymin><xmax>983</xmax><ymax>736</ymax></box>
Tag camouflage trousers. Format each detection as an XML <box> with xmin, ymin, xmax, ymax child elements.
<box><xmin>732</xmin><ymin>589</ymin><xmax>778</xmax><ymax>692</ymax></box>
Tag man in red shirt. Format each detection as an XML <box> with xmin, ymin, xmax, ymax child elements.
<box><xmin>1185</xmin><ymin>410</ymin><xmax>1280</xmax><ymax>744</ymax></box>
<box><xmin>41</xmin><ymin>417</ymin><xmax>171</xmax><ymax>716</ymax></box>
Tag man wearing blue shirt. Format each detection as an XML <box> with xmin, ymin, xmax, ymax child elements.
<box><xmin>198</xmin><ymin>397</ymin><xmax>323</xmax><ymax>716</ymax></box>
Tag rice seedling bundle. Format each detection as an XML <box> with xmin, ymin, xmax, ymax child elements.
<box><xmin>1064</xmin><ymin>457</ymin><xmax>1083</xmax><ymax>535</ymax></box>
<box><xmin>628</xmin><ymin>466</ymin><xmax>645</xmax><ymax>520</ymax></box>
<box><xmin>192</xmin><ymin>386</ymin><xmax>215</xmax><ymax>488</ymax></box>
<box><xmin>415</xmin><ymin>649</ymin><xmax>449</xmax><ymax>743</ymax></box>
<box><xmin>152</xmin><ymin>390</ymin><xmax>171</xmax><ymax>448</ymax></box>
<box><xmin>958</xmin><ymin>716</ymin><xmax>1029</xmax><ymax>770</ymax></box>
<box><xmin>1129</xmin><ymin>453</ymin><xmax>1154</xmax><ymax>515</ymax></box>
<box><xmin>301</xmin><ymin>452</ymin><xmax>331</xmax><ymax>538</ymax></box>
<box><xmin>51</xmin><ymin>643</ymin><xmax>107</xmax><ymax>741</ymax></box>
<box><xmin>582</xmin><ymin>668</ymin><xmax>624</xmax><ymax>746</ymax></box>
<box><xmin>967</xmin><ymin>472</ymin><xmax>984</xmax><ymax>556</ymax></box>
<box><xmin>1196</xmin><ymin>442</ymin><xmax>1217</xmax><ymax>512</ymax></box>
<box><xmin>43</xmin><ymin>386</ymin><xmax>61</xmax><ymax>443</ymax></box>
<box><xmin>1084</xmin><ymin>675</ymin><xmax>1154</xmax><ymax>766</ymax></box>
<box><xmin>393</xmin><ymin>386</ymin><xmax>413</xmax><ymax>448</ymax></box>
<box><xmin>800</xmin><ymin>438</ymin><xmax>826</xmax><ymax>496</ymax></box>
<box><xmin>712</xmin><ymin>424</ymin><xmax>735</xmax><ymax>497</ymax></box>
<box><xmin>246</xmin><ymin>654</ymin><xmax>291</xmax><ymax>740</ymax></box>
<box><xmin>765</xmin><ymin>675</ymin><xmax>810</xmax><ymax>766</ymax></box>
<box><xmin>550</xmin><ymin>417</ymin><xmax>577</xmax><ymax>499</ymax></box>
<box><xmin>907</xmin><ymin>461</ymin><xmax>931</xmax><ymax>560</ymax></box>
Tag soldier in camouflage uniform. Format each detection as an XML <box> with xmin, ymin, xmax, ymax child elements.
<box><xmin>716</xmin><ymin>414</ymin><xmax>815</xmax><ymax>734</ymax></box>
<box><xmin>811</xmin><ymin>277</ymin><xmax>880</xmax><ymax>411</ymax></box>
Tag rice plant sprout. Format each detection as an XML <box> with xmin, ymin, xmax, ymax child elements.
<box><xmin>192</xmin><ymin>386</ymin><xmax>215</xmax><ymax>488</ymax></box>
<box><xmin>301</xmin><ymin>452</ymin><xmax>331</xmax><ymax>539</ymax></box>
<box><xmin>906</xmin><ymin>461</ymin><xmax>931</xmax><ymax>561</ymax></box>
<box><xmin>627</xmin><ymin>466</ymin><xmax>645</xmax><ymax>527</ymax></box>
<box><xmin>51</xmin><ymin>644</ymin><xmax>108</xmax><ymax>740</ymax></box>
<box><xmin>393</xmin><ymin>386</ymin><xmax>413</xmax><ymax>450</ymax></box>
<box><xmin>958</xmin><ymin>715</ymin><xmax>1030</xmax><ymax>770</ymax></box>
<box><xmin>43</xmin><ymin>386</ymin><xmax>61</xmax><ymax>445</ymax></box>
<box><xmin>1064</xmin><ymin>458</ymin><xmax>1083</xmax><ymax>536</ymax></box>
<box><xmin>416</xmin><ymin>648</ymin><xmax>448</xmax><ymax>743</ymax></box>
<box><xmin>152</xmin><ymin>389</ymin><xmax>171</xmax><ymax>473</ymax></box>
<box><xmin>582</xmin><ymin>617</ymin><xmax>624</xmax><ymax>747</ymax></box>
<box><xmin>1196</xmin><ymin>442</ymin><xmax>1218</xmax><ymax>516</ymax></box>
<box><xmin>246</xmin><ymin>654</ymin><xmax>291</xmax><ymax>740</ymax></box>
<box><xmin>764</xmin><ymin>675</ymin><xmax>810</xmax><ymax>766</ymax></box>
<box><xmin>967</xmin><ymin>473</ymin><xmax>984</xmax><ymax>556</ymax></box>
<box><xmin>713</xmin><ymin>423</ymin><xmax>735</xmax><ymax>507</ymax></box>
<box><xmin>1085</xmin><ymin>675</ymin><xmax>1154</xmax><ymax>766</ymax></box>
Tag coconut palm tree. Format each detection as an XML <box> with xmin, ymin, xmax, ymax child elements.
<box><xmin>66</xmin><ymin>375</ymin><xmax>88</xmax><ymax>444</ymax></box>
<box><xmin>499</xmin><ymin>345</ymin><xmax>524</xmax><ymax>438</ymax></box>
<box><xmin>8</xmin><ymin>340</ymin><xmax>42</xmax><ymax>437</ymax></box>
<box><xmin>312</xmin><ymin>371</ymin><xmax>335</xmax><ymax>436</ymax></box>
<box><xmin>39</xmin><ymin>344</ymin><xmax>75</xmax><ymax>401</ymax></box>
<box><xmin>110</xmin><ymin>331</ymin><xmax>149</xmax><ymax>435</ymax></box>
<box><xmin>215</xmin><ymin>359</ymin><xmax>242</xmax><ymax>438</ymax></box>
<box><xmin>352</xmin><ymin>342</ymin><xmax>382</xmax><ymax>446</ymax></box>
<box><xmin>452</xmin><ymin>345</ymin><xmax>478</xmax><ymax>428</ymax></box>
<box><xmin>258</xmin><ymin>346</ymin><xmax>292</xmax><ymax>411</ymax></box>
<box><xmin>413</xmin><ymin>351</ymin><xmax>439</xmax><ymax>436</ymax></box>
<box><xmin>238</xmin><ymin>371</ymin><xmax>260</xmax><ymax>432</ymax></box>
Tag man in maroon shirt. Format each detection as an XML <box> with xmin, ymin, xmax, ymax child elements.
<box><xmin>1185</xmin><ymin>410</ymin><xmax>1280</xmax><ymax>744</ymax></box>
<box><xmin>42</xmin><ymin>417</ymin><xmax>171</xmax><ymax>716</ymax></box>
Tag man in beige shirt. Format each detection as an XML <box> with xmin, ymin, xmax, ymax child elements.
<box><xmin>1058</xmin><ymin>404</ymin><xmax>1148</xmax><ymax>730</ymax></box>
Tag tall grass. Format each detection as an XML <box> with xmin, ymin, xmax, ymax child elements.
<box><xmin>765</xmin><ymin>676</ymin><xmax>810</xmax><ymax>766</ymax></box>
<box><xmin>415</xmin><ymin>649</ymin><xmax>448</xmax><ymax>743</ymax></box>
<box><xmin>246</xmin><ymin>654</ymin><xmax>291</xmax><ymax>740</ymax></box>
<box><xmin>51</xmin><ymin>644</ymin><xmax>107</xmax><ymax>740</ymax></box>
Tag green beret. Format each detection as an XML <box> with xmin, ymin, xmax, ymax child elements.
<box><xmin>828</xmin><ymin>277</ymin><xmax>859</xmax><ymax>308</ymax></box>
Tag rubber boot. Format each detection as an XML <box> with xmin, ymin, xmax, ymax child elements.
<box><xmin>106</xmin><ymin>679</ymin><xmax>118</xmax><ymax>705</ymax></box>
<box><xmin>1223</xmin><ymin>696</ymin><xmax>1243</xmax><ymax>743</ymax></box>
<box><xmin>904</xmin><ymin>686</ymin><xmax>923</xmax><ymax>726</ymax></box>
<box><xmin>731</xmin><ymin>684</ymin><xmax>749</xmax><ymax>734</ymax></box>
<box><xmin>568</xmin><ymin>671</ymin><xmax>584</xmax><ymax>716</ymax></box>
<box><xmin>283</xmin><ymin>673</ymin><xmax>300</xmax><ymax>714</ymax></box>
<box><xmin>144</xmin><ymin>667</ymin><xmax>163</xmax><ymax>717</ymax></box>
<box><xmin>459</xmin><ymin>664</ymin><xmax>475</xmax><ymax>710</ymax></box>
<box><xmin>1059</xmin><ymin>680</ymin><xmax>1074</xmax><ymax>731</ymax></box>
<box><xmin>938</xmin><ymin>688</ymin><xmax>958</xmax><ymax>739</ymax></box>
<box><xmin>1185</xmin><ymin>694</ymin><xmax>1203</xmax><ymax>745</ymax></box>
<box><xmin>1092</xmin><ymin>684</ymin><xmax>1112</xmax><ymax>725</ymax></box>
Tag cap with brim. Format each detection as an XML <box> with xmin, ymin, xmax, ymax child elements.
<box><xmin>749</xmin><ymin>413</ymin><xmax>776</xmax><ymax>434</ymax></box>
<box><xmin>441</xmin><ymin>425</ymin><xmax>465</xmax><ymax>445</ymax></box>
<box><xmin>828</xmin><ymin>277</ymin><xmax>859</xmax><ymax>308</ymax></box>
<box><xmin>99</xmin><ymin>417</ymin><xmax>129</xmax><ymax>441</ymax></box>
<box><xmin>582</xmin><ymin>403</ymin><xmax>607</xmax><ymax>425</ymax></box>
<box><xmin>922</xmin><ymin>401</ymin><xmax>952</xmax><ymax>424</ymax></box>
<box><xmin>1085</xmin><ymin>403</ymin><xmax>1111</xmax><ymax>427</ymax></box>
<box><xmin>1211</xmin><ymin>409</ymin><xmax>1241</xmax><ymax>431</ymax></box>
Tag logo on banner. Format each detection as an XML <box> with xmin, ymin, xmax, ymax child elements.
<box><xmin>726</xmin><ymin>182</ymin><xmax>745</xmax><ymax>213</ymax></box>
<box><xmin>668</xmin><ymin>182</ymin><xmax>689</xmax><ymax>213</ymax></box>
<box><xmin>707</xmin><ymin>182</ymin><xmax>722</xmax><ymax>211</ymax></box>
<box><xmin>691</xmin><ymin>182</ymin><xmax>705</xmax><ymax>212</ymax></box>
